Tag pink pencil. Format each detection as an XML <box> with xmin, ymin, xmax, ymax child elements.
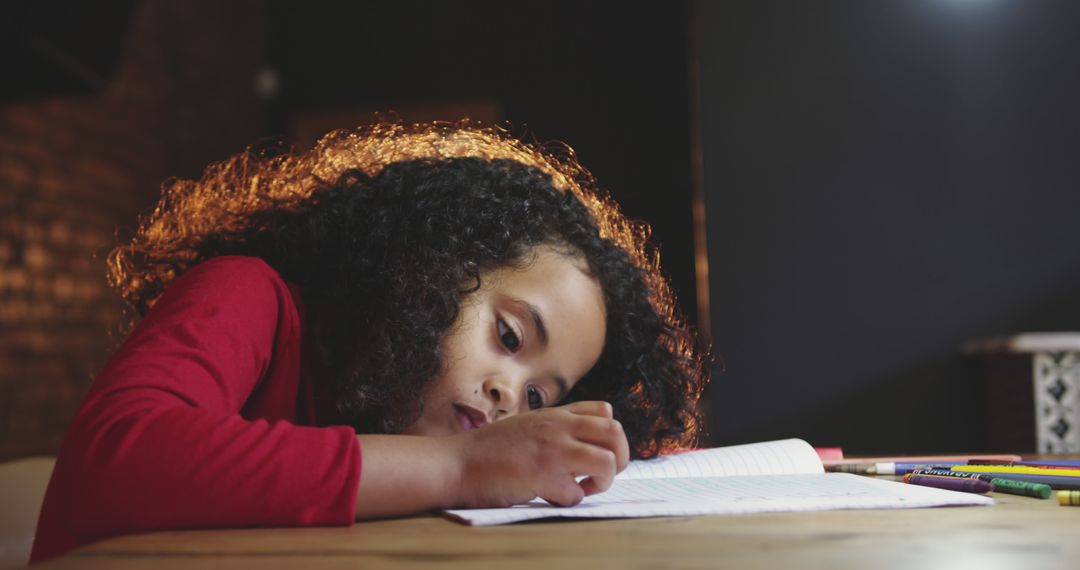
<box><xmin>823</xmin><ymin>453</ymin><xmax>1022</xmax><ymax>468</ymax></box>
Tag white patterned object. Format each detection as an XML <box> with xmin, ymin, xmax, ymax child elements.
<box><xmin>1032</xmin><ymin>352</ymin><xmax>1080</xmax><ymax>452</ymax></box>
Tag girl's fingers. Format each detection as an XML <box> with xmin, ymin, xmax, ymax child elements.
<box><xmin>578</xmin><ymin>475</ymin><xmax>608</xmax><ymax>497</ymax></box>
<box><xmin>575</xmin><ymin>447</ymin><xmax>618</xmax><ymax>496</ymax></box>
<box><xmin>515</xmin><ymin>401</ymin><xmax>631</xmax><ymax>507</ymax></box>
<box><xmin>541</xmin><ymin>475</ymin><xmax>587</xmax><ymax>507</ymax></box>
<box><xmin>544</xmin><ymin>445</ymin><xmax>616</xmax><ymax>505</ymax></box>
<box><xmin>560</xmin><ymin>400</ymin><xmax>614</xmax><ymax>419</ymax></box>
<box><xmin>567</xmin><ymin>414</ymin><xmax>630</xmax><ymax>472</ymax></box>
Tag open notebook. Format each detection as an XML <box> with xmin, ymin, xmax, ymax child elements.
<box><xmin>443</xmin><ymin>438</ymin><xmax>994</xmax><ymax>525</ymax></box>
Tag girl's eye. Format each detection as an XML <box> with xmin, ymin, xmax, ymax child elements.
<box><xmin>497</xmin><ymin>318</ymin><xmax>521</xmax><ymax>352</ymax></box>
<box><xmin>526</xmin><ymin>385</ymin><xmax>544</xmax><ymax>410</ymax></box>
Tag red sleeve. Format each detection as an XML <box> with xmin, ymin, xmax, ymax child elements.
<box><xmin>35</xmin><ymin>256</ymin><xmax>360</xmax><ymax>558</ymax></box>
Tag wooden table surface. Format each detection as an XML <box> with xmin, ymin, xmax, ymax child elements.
<box><xmin>40</xmin><ymin>482</ymin><xmax>1080</xmax><ymax>570</ymax></box>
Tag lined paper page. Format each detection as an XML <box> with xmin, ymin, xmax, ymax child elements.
<box><xmin>444</xmin><ymin>473</ymin><xmax>994</xmax><ymax>526</ymax></box>
<box><xmin>617</xmin><ymin>438</ymin><xmax>824</xmax><ymax>480</ymax></box>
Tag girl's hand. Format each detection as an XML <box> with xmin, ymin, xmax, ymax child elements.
<box><xmin>450</xmin><ymin>400</ymin><xmax>630</xmax><ymax>508</ymax></box>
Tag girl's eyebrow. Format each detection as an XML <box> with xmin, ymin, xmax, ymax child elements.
<box><xmin>510</xmin><ymin>298</ymin><xmax>549</xmax><ymax>348</ymax></box>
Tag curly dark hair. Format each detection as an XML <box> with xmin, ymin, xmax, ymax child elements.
<box><xmin>108</xmin><ymin>121</ymin><xmax>708</xmax><ymax>458</ymax></box>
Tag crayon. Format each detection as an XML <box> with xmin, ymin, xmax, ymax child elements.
<box><xmin>911</xmin><ymin>468</ymin><xmax>991</xmax><ymax>481</ymax></box>
<box><xmin>821</xmin><ymin>453</ymin><xmax>1021</xmax><ymax>469</ymax></box>
<box><xmin>969</xmin><ymin>459</ymin><xmax>1080</xmax><ymax>469</ymax></box>
<box><xmin>875</xmin><ymin>462</ymin><xmax>969</xmax><ymax>476</ymax></box>
<box><xmin>1060</xmin><ymin>490</ymin><xmax>1080</xmax><ymax>506</ymax></box>
<box><xmin>909</xmin><ymin>469</ymin><xmax>1052</xmax><ymax>498</ymax></box>
<box><xmin>950</xmin><ymin>465</ymin><xmax>1080</xmax><ymax>477</ymax></box>
<box><xmin>990</xmin><ymin>477</ymin><xmax>1053</xmax><ymax>499</ymax></box>
<box><xmin>1020</xmin><ymin>459</ymin><xmax>1080</xmax><ymax>468</ymax></box>
<box><xmin>903</xmin><ymin>474</ymin><xmax>994</xmax><ymax>494</ymax></box>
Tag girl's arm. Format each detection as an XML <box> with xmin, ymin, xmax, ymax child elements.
<box><xmin>31</xmin><ymin>257</ymin><xmax>360</xmax><ymax>564</ymax></box>
<box><xmin>355</xmin><ymin>401</ymin><xmax>629</xmax><ymax>519</ymax></box>
<box><xmin>353</xmin><ymin>434</ymin><xmax>459</xmax><ymax>518</ymax></box>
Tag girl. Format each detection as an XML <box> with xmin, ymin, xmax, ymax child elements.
<box><xmin>31</xmin><ymin>121</ymin><xmax>708</xmax><ymax>563</ymax></box>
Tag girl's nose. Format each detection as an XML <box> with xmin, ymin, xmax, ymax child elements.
<box><xmin>483</xmin><ymin>377</ymin><xmax>519</xmax><ymax>417</ymax></box>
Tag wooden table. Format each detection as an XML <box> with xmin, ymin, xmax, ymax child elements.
<box><xmin>39</xmin><ymin>484</ymin><xmax>1080</xmax><ymax>570</ymax></box>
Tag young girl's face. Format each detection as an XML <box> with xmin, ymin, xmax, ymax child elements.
<box><xmin>402</xmin><ymin>246</ymin><xmax>607</xmax><ymax>436</ymax></box>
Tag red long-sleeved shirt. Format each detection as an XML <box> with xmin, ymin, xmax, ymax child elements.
<box><xmin>30</xmin><ymin>256</ymin><xmax>362</xmax><ymax>564</ymax></box>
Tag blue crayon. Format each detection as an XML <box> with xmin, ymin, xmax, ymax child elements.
<box><xmin>874</xmin><ymin>462</ymin><xmax>969</xmax><ymax>476</ymax></box>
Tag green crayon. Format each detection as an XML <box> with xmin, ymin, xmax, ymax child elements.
<box><xmin>988</xmin><ymin>477</ymin><xmax>1052</xmax><ymax>499</ymax></box>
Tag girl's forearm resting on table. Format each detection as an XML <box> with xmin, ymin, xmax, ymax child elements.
<box><xmin>354</xmin><ymin>434</ymin><xmax>463</xmax><ymax>519</ymax></box>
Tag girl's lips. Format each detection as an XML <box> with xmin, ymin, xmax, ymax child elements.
<box><xmin>453</xmin><ymin>404</ymin><xmax>490</xmax><ymax>432</ymax></box>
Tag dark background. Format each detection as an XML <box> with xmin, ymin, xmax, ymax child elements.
<box><xmin>3</xmin><ymin>0</ymin><xmax>1080</xmax><ymax>460</ymax></box>
<box><xmin>262</xmin><ymin>1</ymin><xmax>698</xmax><ymax>323</ymax></box>
<box><xmin>700</xmin><ymin>0</ymin><xmax>1080</xmax><ymax>453</ymax></box>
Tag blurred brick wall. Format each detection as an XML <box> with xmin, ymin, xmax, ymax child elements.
<box><xmin>0</xmin><ymin>0</ymin><xmax>264</xmax><ymax>461</ymax></box>
<box><xmin>0</xmin><ymin>94</ymin><xmax>155</xmax><ymax>462</ymax></box>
